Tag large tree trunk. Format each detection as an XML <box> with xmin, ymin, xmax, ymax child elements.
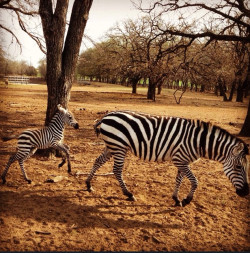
<box><xmin>39</xmin><ymin>0</ymin><xmax>93</xmax><ymax>124</ymax></box>
<box><xmin>239</xmin><ymin>58</ymin><xmax>250</xmax><ymax>136</ymax></box>
<box><xmin>236</xmin><ymin>82</ymin><xmax>244</xmax><ymax>102</ymax></box>
<box><xmin>239</xmin><ymin>98</ymin><xmax>250</xmax><ymax>137</ymax></box>
<box><xmin>236</xmin><ymin>57</ymin><xmax>250</xmax><ymax>103</ymax></box>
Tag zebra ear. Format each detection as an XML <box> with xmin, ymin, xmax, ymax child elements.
<box><xmin>233</xmin><ymin>142</ymin><xmax>244</xmax><ymax>156</ymax></box>
<box><xmin>57</xmin><ymin>104</ymin><xmax>66</xmax><ymax>113</ymax></box>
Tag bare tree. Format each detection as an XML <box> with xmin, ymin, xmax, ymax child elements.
<box><xmin>39</xmin><ymin>0</ymin><xmax>92</xmax><ymax>124</ymax></box>
<box><xmin>0</xmin><ymin>0</ymin><xmax>45</xmax><ymax>53</ymax></box>
<box><xmin>1</xmin><ymin>0</ymin><xmax>93</xmax><ymax>125</ymax></box>
<box><xmin>136</xmin><ymin>0</ymin><xmax>250</xmax><ymax>44</ymax></box>
<box><xmin>136</xmin><ymin>0</ymin><xmax>250</xmax><ymax>136</ymax></box>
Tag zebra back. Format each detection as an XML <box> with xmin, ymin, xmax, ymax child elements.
<box><xmin>96</xmin><ymin>110</ymin><xmax>248</xmax><ymax>163</ymax></box>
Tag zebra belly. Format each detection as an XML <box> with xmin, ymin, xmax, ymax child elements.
<box><xmin>105</xmin><ymin>138</ymin><xmax>172</xmax><ymax>162</ymax></box>
<box><xmin>18</xmin><ymin>130</ymin><xmax>51</xmax><ymax>150</ymax></box>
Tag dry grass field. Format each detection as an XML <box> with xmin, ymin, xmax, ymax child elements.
<box><xmin>0</xmin><ymin>82</ymin><xmax>249</xmax><ymax>251</ymax></box>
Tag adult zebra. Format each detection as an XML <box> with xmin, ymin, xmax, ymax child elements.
<box><xmin>86</xmin><ymin>110</ymin><xmax>249</xmax><ymax>206</ymax></box>
<box><xmin>1</xmin><ymin>104</ymin><xmax>79</xmax><ymax>184</ymax></box>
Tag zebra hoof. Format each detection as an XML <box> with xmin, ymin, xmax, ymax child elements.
<box><xmin>181</xmin><ymin>197</ymin><xmax>192</xmax><ymax>207</ymax></box>
<box><xmin>172</xmin><ymin>196</ymin><xmax>181</xmax><ymax>207</ymax></box>
<box><xmin>2</xmin><ymin>178</ymin><xmax>6</xmax><ymax>184</ymax></box>
<box><xmin>27</xmin><ymin>179</ymin><xmax>32</xmax><ymax>184</ymax></box>
<box><xmin>87</xmin><ymin>186</ymin><xmax>94</xmax><ymax>192</ymax></box>
<box><xmin>174</xmin><ymin>200</ymin><xmax>182</xmax><ymax>207</ymax></box>
<box><xmin>126</xmin><ymin>195</ymin><xmax>136</xmax><ymax>201</ymax></box>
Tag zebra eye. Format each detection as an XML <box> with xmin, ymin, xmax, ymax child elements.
<box><xmin>235</xmin><ymin>165</ymin><xmax>242</xmax><ymax>170</ymax></box>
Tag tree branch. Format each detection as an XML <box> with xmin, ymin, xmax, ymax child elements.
<box><xmin>15</xmin><ymin>10</ymin><xmax>46</xmax><ymax>54</ymax></box>
<box><xmin>138</xmin><ymin>0</ymin><xmax>250</xmax><ymax>43</ymax></box>
<box><xmin>2</xmin><ymin>3</ymin><xmax>38</xmax><ymax>16</ymax></box>
<box><xmin>0</xmin><ymin>23</ymin><xmax>22</xmax><ymax>50</ymax></box>
<box><xmin>158</xmin><ymin>28</ymin><xmax>250</xmax><ymax>43</ymax></box>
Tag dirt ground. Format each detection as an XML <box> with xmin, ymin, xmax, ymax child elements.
<box><xmin>0</xmin><ymin>83</ymin><xmax>249</xmax><ymax>251</ymax></box>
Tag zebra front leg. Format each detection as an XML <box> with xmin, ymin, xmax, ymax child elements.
<box><xmin>58</xmin><ymin>145</ymin><xmax>69</xmax><ymax>168</ymax></box>
<box><xmin>53</xmin><ymin>143</ymin><xmax>71</xmax><ymax>173</ymax></box>
<box><xmin>58</xmin><ymin>158</ymin><xmax>66</xmax><ymax>168</ymax></box>
<box><xmin>86</xmin><ymin>149</ymin><xmax>111</xmax><ymax>192</ymax></box>
<box><xmin>172</xmin><ymin>170</ymin><xmax>185</xmax><ymax>206</ymax></box>
<box><xmin>174</xmin><ymin>163</ymin><xmax>198</xmax><ymax>207</ymax></box>
<box><xmin>113</xmin><ymin>154</ymin><xmax>135</xmax><ymax>201</ymax></box>
<box><xmin>1</xmin><ymin>154</ymin><xmax>18</xmax><ymax>184</ymax></box>
<box><xmin>182</xmin><ymin>169</ymin><xmax>198</xmax><ymax>206</ymax></box>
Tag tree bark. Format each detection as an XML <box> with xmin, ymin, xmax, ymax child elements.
<box><xmin>239</xmin><ymin>98</ymin><xmax>250</xmax><ymax>137</ymax></box>
<box><xmin>39</xmin><ymin>0</ymin><xmax>93</xmax><ymax>125</ymax></box>
<box><xmin>132</xmin><ymin>80</ymin><xmax>137</xmax><ymax>94</ymax></box>
<box><xmin>228</xmin><ymin>80</ymin><xmax>236</xmax><ymax>101</ymax></box>
<box><xmin>131</xmin><ymin>76</ymin><xmax>140</xmax><ymax>94</ymax></box>
<box><xmin>147</xmin><ymin>77</ymin><xmax>156</xmax><ymax>100</ymax></box>
<box><xmin>236</xmin><ymin>81</ymin><xmax>244</xmax><ymax>102</ymax></box>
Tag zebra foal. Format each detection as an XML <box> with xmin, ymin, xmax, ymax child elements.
<box><xmin>1</xmin><ymin>104</ymin><xmax>79</xmax><ymax>184</ymax></box>
<box><xmin>86</xmin><ymin>110</ymin><xmax>249</xmax><ymax>206</ymax></box>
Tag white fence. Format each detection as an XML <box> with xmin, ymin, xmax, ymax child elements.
<box><xmin>77</xmin><ymin>77</ymin><xmax>91</xmax><ymax>85</ymax></box>
<box><xmin>5</xmin><ymin>76</ymin><xmax>30</xmax><ymax>84</ymax></box>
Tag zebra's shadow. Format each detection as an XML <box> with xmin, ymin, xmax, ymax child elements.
<box><xmin>0</xmin><ymin>189</ymin><xmax>181</xmax><ymax>230</ymax></box>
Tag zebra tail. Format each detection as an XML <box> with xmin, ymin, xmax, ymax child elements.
<box><xmin>94</xmin><ymin>120</ymin><xmax>102</xmax><ymax>137</ymax></box>
<box><xmin>1</xmin><ymin>135</ymin><xmax>18</xmax><ymax>142</ymax></box>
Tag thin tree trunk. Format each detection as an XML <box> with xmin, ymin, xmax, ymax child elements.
<box><xmin>131</xmin><ymin>77</ymin><xmax>140</xmax><ymax>94</ymax></box>
<box><xmin>228</xmin><ymin>80</ymin><xmax>236</xmax><ymax>101</ymax></box>
<box><xmin>147</xmin><ymin>77</ymin><xmax>156</xmax><ymax>100</ymax></box>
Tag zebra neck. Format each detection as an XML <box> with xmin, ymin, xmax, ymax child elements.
<box><xmin>48</xmin><ymin>112</ymin><xmax>65</xmax><ymax>132</ymax></box>
<box><xmin>197</xmin><ymin>121</ymin><xmax>236</xmax><ymax>163</ymax></box>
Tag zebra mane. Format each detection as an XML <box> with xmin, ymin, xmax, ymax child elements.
<box><xmin>48</xmin><ymin>111</ymin><xmax>64</xmax><ymax>126</ymax></box>
<box><xmin>197</xmin><ymin>119</ymin><xmax>249</xmax><ymax>155</ymax></box>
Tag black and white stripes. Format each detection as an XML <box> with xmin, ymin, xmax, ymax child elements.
<box><xmin>1</xmin><ymin>104</ymin><xmax>79</xmax><ymax>184</ymax></box>
<box><xmin>86</xmin><ymin>110</ymin><xmax>249</xmax><ymax>206</ymax></box>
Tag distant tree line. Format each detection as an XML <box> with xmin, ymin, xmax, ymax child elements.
<box><xmin>77</xmin><ymin>0</ymin><xmax>249</xmax><ymax>103</ymax></box>
<box><xmin>77</xmin><ymin>16</ymin><xmax>249</xmax><ymax>102</ymax></box>
<box><xmin>0</xmin><ymin>47</ymin><xmax>37</xmax><ymax>76</ymax></box>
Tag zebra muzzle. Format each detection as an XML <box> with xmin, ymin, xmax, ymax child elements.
<box><xmin>236</xmin><ymin>183</ymin><xmax>249</xmax><ymax>197</ymax></box>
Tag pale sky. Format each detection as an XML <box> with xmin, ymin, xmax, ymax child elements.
<box><xmin>1</xmin><ymin>0</ymin><xmax>143</xmax><ymax>68</ymax></box>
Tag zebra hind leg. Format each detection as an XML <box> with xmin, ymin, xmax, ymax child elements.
<box><xmin>86</xmin><ymin>149</ymin><xmax>111</xmax><ymax>192</ymax></box>
<box><xmin>113</xmin><ymin>153</ymin><xmax>135</xmax><ymax>201</ymax></box>
<box><xmin>18</xmin><ymin>159</ymin><xmax>32</xmax><ymax>184</ymax></box>
<box><xmin>17</xmin><ymin>147</ymin><xmax>37</xmax><ymax>184</ymax></box>
<box><xmin>1</xmin><ymin>154</ymin><xmax>18</xmax><ymax>184</ymax></box>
